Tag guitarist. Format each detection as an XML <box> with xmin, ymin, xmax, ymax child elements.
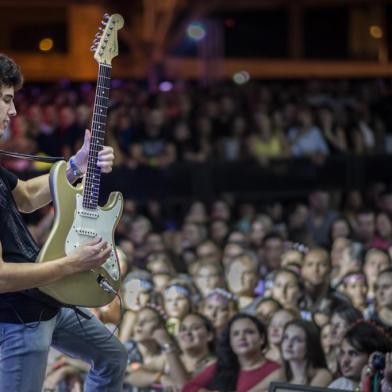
<box><xmin>0</xmin><ymin>53</ymin><xmax>127</xmax><ymax>391</ymax></box>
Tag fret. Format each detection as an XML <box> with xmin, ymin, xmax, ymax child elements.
<box><xmin>92</xmin><ymin>114</ymin><xmax>107</xmax><ymax>122</ymax></box>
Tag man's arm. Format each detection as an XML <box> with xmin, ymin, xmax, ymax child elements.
<box><xmin>11</xmin><ymin>161</ymin><xmax>79</xmax><ymax>213</ymax></box>
<box><xmin>12</xmin><ymin>130</ymin><xmax>114</xmax><ymax>213</ymax></box>
<box><xmin>0</xmin><ymin>237</ymin><xmax>111</xmax><ymax>293</ymax></box>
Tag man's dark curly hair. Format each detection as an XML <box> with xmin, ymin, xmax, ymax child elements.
<box><xmin>0</xmin><ymin>54</ymin><xmax>23</xmax><ymax>90</ymax></box>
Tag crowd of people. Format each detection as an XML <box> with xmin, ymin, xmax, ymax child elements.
<box><xmin>3</xmin><ymin>78</ymin><xmax>392</xmax><ymax>175</ymax></box>
<box><xmin>30</xmin><ymin>186</ymin><xmax>392</xmax><ymax>391</ymax></box>
<box><xmin>4</xmin><ymin>77</ymin><xmax>392</xmax><ymax>391</ymax></box>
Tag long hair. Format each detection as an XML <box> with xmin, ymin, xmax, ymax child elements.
<box><xmin>283</xmin><ymin>320</ymin><xmax>327</xmax><ymax>382</ymax></box>
<box><xmin>207</xmin><ymin>313</ymin><xmax>267</xmax><ymax>392</ymax></box>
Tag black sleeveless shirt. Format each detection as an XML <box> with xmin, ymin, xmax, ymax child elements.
<box><xmin>0</xmin><ymin>167</ymin><xmax>59</xmax><ymax>323</ymax></box>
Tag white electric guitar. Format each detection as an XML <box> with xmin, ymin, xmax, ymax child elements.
<box><xmin>36</xmin><ymin>14</ymin><xmax>124</xmax><ymax>307</ymax></box>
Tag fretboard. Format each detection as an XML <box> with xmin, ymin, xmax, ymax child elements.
<box><xmin>82</xmin><ymin>63</ymin><xmax>111</xmax><ymax>210</ymax></box>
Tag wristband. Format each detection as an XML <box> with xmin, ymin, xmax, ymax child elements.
<box><xmin>69</xmin><ymin>156</ymin><xmax>83</xmax><ymax>178</ymax></box>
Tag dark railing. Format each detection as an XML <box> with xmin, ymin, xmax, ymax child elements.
<box><xmin>98</xmin><ymin>154</ymin><xmax>392</xmax><ymax>205</ymax></box>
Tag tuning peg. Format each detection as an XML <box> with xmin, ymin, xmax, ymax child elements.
<box><xmin>95</xmin><ymin>33</ymin><xmax>102</xmax><ymax>39</ymax></box>
<box><xmin>90</xmin><ymin>45</ymin><xmax>97</xmax><ymax>52</ymax></box>
<box><xmin>103</xmin><ymin>13</ymin><xmax>110</xmax><ymax>20</ymax></box>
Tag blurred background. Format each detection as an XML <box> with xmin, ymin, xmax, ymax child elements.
<box><xmin>1</xmin><ymin>0</ymin><xmax>392</xmax><ymax>81</ymax></box>
<box><xmin>2</xmin><ymin>0</ymin><xmax>392</xmax><ymax>214</ymax></box>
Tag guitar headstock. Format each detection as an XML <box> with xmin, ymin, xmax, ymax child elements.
<box><xmin>91</xmin><ymin>13</ymin><xmax>124</xmax><ymax>65</ymax></box>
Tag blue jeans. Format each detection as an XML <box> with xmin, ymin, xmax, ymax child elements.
<box><xmin>0</xmin><ymin>308</ymin><xmax>127</xmax><ymax>392</ymax></box>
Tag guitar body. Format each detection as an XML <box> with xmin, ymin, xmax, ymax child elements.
<box><xmin>36</xmin><ymin>160</ymin><xmax>123</xmax><ymax>307</ymax></box>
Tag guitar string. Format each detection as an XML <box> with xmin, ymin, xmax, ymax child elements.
<box><xmin>83</xmin><ymin>63</ymin><xmax>111</xmax><ymax>211</ymax></box>
<box><xmin>81</xmin><ymin>63</ymin><xmax>110</xmax><ymax>245</ymax></box>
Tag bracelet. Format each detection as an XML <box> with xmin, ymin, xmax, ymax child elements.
<box><xmin>69</xmin><ymin>156</ymin><xmax>83</xmax><ymax>178</ymax></box>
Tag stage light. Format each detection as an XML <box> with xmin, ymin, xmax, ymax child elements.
<box><xmin>159</xmin><ymin>81</ymin><xmax>173</xmax><ymax>92</ymax></box>
<box><xmin>187</xmin><ymin>23</ymin><xmax>206</xmax><ymax>41</ymax></box>
<box><xmin>39</xmin><ymin>38</ymin><xmax>54</xmax><ymax>52</ymax></box>
<box><xmin>233</xmin><ymin>71</ymin><xmax>250</xmax><ymax>85</ymax></box>
<box><xmin>369</xmin><ymin>25</ymin><xmax>383</xmax><ymax>39</ymax></box>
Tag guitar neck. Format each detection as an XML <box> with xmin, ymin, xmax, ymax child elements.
<box><xmin>82</xmin><ymin>63</ymin><xmax>112</xmax><ymax>210</ymax></box>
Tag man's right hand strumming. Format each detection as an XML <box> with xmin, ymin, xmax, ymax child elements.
<box><xmin>0</xmin><ymin>237</ymin><xmax>111</xmax><ymax>294</ymax></box>
<box><xmin>67</xmin><ymin>237</ymin><xmax>111</xmax><ymax>273</ymax></box>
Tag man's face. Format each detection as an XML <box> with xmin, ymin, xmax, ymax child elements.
<box><xmin>0</xmin><ymin>86</ymin><xmax>16</xmax><ymax>135</ymax></box>
<box><xmin>339</xmin><ymin>339</ymin><xmax>368</xmax><ymax>382</ymax></box>
<box><xmin>264</xmin><ymin>238</ymin><xmax>284</xmax><ymax>269</ymax></box>
<box><xmin>301</xmin><ymin>250</ymin><xmax>330</xmax><ymax>286</ymax></box>
<box><xmin>356</xmin><ymin>213</ymin><xmax>375</xmax><ymax>241</ymax></box>
<box><xmin>226</xmin><ymin>258</ymin><xmax>257</xmax><ymax>296</ymax></box>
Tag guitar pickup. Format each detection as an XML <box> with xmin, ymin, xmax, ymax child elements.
<box><xmin>75</xmin><ymin>228</ymin><xmax>97</xmax><ymax>237</ymax></box>
<box><xmin>78</xmin><ymin>209</ymin><xmax>100</xmax><ymax>219</ymax></box>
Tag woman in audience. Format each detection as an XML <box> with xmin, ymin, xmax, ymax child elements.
<box><xmin>201</xmin><ymin>288</ymin><xmax>238</xmax><ymax>336</ymax></box>
<box><xmin>193</xmin><ymin>260</ymin><xmax>224</xmax><ymax>298</ymax></box>
<box><xmin>271</xmin><ymin>268</ymin><xmax>304</xmax><ymax>311</ymax></box>
<box><xmin>177</xmin><ymin>313</ymin><xmax>216</xmax><ymax>377</ymax></box>
<box><xmin>123</xmin><ymin>305</ymin><xmax>169</xmax><ymax>392</ymax></box>
<box><xmin>329</xmin><ymin>217</ymin><xmax>353</xmax><ymax>243</ymax></box>
<box><xmin>265</xmin><ymin>308</ymin><xmax>298</xmax><ymax>363</ymax></box>
<box><xmin>339</xmin><ymin>271</ymin><xmax>368</xmax><ymax>312</ymax></box>
<box><xmin>119</xmin><ymin>270</ymin><xmax>155</xmax><ymax>343</ymax></box>
<box><xmin>183</xmin><ymin>313</ymin><xmax>285</xmax><ymax>392</ymax></box>
<box><xmin>281</xmin><ymin>319</ymin><xmax>332</xmax><ymax>386</ymax></box>
<box><xmin>164</xmin><ymin>280</ymin><xmax>193</xmax><ymax>336</ymax></box>
<box><xmin>146</xmin><ymin>312</ymin><xmax>217</xmax><ymax>391</ymax></box>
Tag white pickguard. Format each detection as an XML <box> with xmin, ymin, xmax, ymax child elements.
<box><xmin>65</xmin><ymin>194</ymin><xmax>122</xmax><ymax>280</ymax></box>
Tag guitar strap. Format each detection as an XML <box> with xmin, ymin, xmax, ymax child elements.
<box><xmin>0</xmin><ymin>150</ymin><xmax>64</xmax><ymax>162</ymax></box>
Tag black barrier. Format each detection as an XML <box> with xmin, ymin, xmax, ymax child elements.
<box><xmin>99</xmin><ymin>154</ymin><xmax>391</xmax><ymax>203</ymax></box>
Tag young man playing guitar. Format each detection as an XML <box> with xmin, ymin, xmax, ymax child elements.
<box><xmin>0</xmin><ymin>53</ymin><xmax>127</xmax><ymax>391</ymax></box>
